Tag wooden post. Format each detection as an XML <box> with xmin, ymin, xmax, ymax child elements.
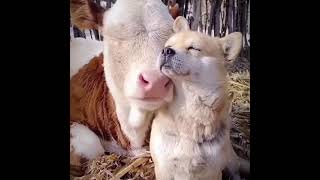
<box><xmin>208</xmin><ymin>0</ymin><xmax>215</xmax><ymax>35</ymax></box>
<box><xmin>213</xmin><ymin>0</ymin><xmax>222</xmax><ymax>37</ymax></box>
<box><xmin>73</xmin><ymin>26</ymin><xmax>86</xmax><ymax>38</ymax></box>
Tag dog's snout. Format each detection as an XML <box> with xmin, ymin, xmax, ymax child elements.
<box><xmin>162</xmin><ymin>47</ymin><xmax>175</xmax><ymax>56</ymax></box>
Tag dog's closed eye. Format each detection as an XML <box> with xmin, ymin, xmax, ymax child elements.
<box><xmin>187</xmin><ymin>46</ymin><xmax>201</xmax><ymax>51</ymax></box>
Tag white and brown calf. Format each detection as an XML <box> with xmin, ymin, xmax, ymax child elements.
<box><xmin>70</xmin><ymin>0</ymin><xmax>176</xmax><ymax>171</ymax></box>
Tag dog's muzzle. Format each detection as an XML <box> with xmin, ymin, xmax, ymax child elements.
<box><xmin>159</xmin><ymin>47</ymin><xmax>189</xmax><ymax>76</ymax></box>
<box><xmin>160</xmin><ymin>47</ymin><xmax>175</xmax><ymax>70</ymax></box>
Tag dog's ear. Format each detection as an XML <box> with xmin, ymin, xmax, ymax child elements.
<box><xmin>173</xmin><ymin>16</ymin><xmax>190</xmax><ymax>32</ymax></box>
<box><xmin>70</xmin><ymin>0</ymin><xmax>106</xmax><ymax>30</ymax></box>
<box><xmin>219</xmin><ymin>32</ymin><xmax>242</xmax><ymax>61</ymax></box>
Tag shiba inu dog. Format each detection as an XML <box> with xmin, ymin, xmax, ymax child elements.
<box><xmin>150</xmin><ymin>16</ymin><xmax>244</xmax><ymax>180</ymax></box>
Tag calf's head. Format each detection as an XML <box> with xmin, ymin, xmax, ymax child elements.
<box><xmin>104</xmin><ymin>1</ymin><xmax>175</xmax><ymax>112</ymax></box>
<box><xmin>70</xmin><ymin>0</ymin><xmax>175</xmax><ymax>116</ymax></box>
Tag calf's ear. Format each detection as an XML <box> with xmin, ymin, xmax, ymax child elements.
<box><xmin>70</xmin><ymin>0</ymin><xmax>106</xmax><ymax>30</ymax></box>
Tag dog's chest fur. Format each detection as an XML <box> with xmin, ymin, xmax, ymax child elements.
<box><xmin>150</xmin><ymin>84</ymin><xmax>230</xmax><ymax>179</ymax></box>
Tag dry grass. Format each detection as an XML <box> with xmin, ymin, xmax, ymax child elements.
<box><xmin>226</xmin><ymin>57</ymin><xmax>250</xmax><ymax>160</ymax></box>
<box><xmin>71</xmin><ymin>57</ymin><xmax>250</xmax><ymax>180</ymax></box>
<box><xmin>228</xmin><ymin>70</ymin><xmax>250</xmax><ymax>160</ymax></box>
<box><xmin>72</xmin><ymin>153</ymin><xmax>155</xmax><ymax>180</ymax></box>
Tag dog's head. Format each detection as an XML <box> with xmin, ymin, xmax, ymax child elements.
<box><xmin>157</xmin><ymin>16</ymin><xmax>242</xmax><ymax>86</ymax></box>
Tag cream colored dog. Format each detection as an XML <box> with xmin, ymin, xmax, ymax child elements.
<box><xmin>150</xmin><ymin>16</ymin><xmax>243</xmax><ymax>180</ymax></box>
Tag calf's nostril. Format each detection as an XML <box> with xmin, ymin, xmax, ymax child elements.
<box><xmin>164</xmin><ymin>79</ymin><xmax>171</xmax><ymax>87</ymax></box>
<box><xmin>139</xmin><ymin>74</ymin><xmax>149</xmax><ymax>84</ymax></box>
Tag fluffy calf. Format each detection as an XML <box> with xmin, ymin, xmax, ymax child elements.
<box><xmin>70</xmin><ymin>0</ymin><xmax>175</xmax><ymax>169</ymax></box>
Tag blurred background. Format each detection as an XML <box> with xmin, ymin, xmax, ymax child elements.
<box><xmin>70</xmin><ymin>0</ymin><xmax>250</xmax><ymax>60</ymax></box>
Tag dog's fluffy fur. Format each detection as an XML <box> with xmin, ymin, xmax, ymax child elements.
<box><xmin>150</xmin><ymin>16</ymin><xmax>243</xmax><ymax>180</ymax></box>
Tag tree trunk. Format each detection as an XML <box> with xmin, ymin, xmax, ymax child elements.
<box><xmin>183</xmin><ymin>0</ymin><xmax>188</xmax><ymax>17</ymax></box>
<box><xmin>237</xmin><ymin>0</ymin><xmax>242</xmax><ymax>33</ymax></box>
<box><xmin>247</xmin><ymin>0</ymin><xmax>250</xmax><ymax>47</ymax></box>
<box><xmin>243</xmin><ymin>0</ymin><xmax>249</xmax><ymax>47</ymax></box>
<box><xmin>191</xmin><ymin>0</ymin><xmax>200</xmax><ymax>30</ymax></box>
<box><xmin>238</xmin><ymin>0</ymin><xmax>243</xmax><ymax>56</ymax></box>
<box><xmin>227</xmin><ymin>0</ymin><xmax>234</xmax><ymax>33</ymax></box>
<box><xmin>220</xmin><ymin>0</ymin><xmax>227</xmax><ymax>37</ymax></box>
<box><xmin>93</xmin><ymin>29</ymin><xmax>100</xmax><ymax>40</ymax></box>
<box><xmin>199</xmin><ymin>0</ymin><xmax>203</xmax><ymax>32</ymax></box>
<box><xmin>213</xmin><ymin>0</ymin><xmax>222</xmax><ymax>37</ymax></box>
<box><xmin>241</xmin><ymin>0</ymin><xmax>249</xmax><ymax>58</ymax></box>
<box><xmin>225</xmin><ymin>0</ymin><xmax>229</xmax><ymax>35</ymax></box>
<box><xmin>73</xmin><ymin>26</ymin><xmax>86</xmax><ymax>38</ymax></box>
<box><xmin>208</xmin><ymin>0</ymin><xmax>215</xmax><ymax>36</ymax></box>
<box><xmin>233</xmin><ymin>0</ymin><xmax>239</xmax><ymax>32</ymax></box>
<box><xmin>89</xmin><ymin>30</ymin><xmax>93</xmax><ymax>39</ymax></box>
<box><xmin>204</xmin><ymin>0</ymin><xmax>208</xmax><ymax>33</ymax></box>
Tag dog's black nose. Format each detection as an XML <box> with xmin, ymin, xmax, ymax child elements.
<box><xmin>162</xmin><ymin>47</ymin><xmax>175</xmax><ymax>56</ymax></box>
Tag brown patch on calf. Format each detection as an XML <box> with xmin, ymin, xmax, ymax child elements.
<box><xmin>70</xmin><ymin>0</ymin><xmax>105</xmax><ymax>30</ymax></box>
<box><xmin>70</xmin><ymin>53</ymin><xmax>131</xmax><ymax>150</ymax></box>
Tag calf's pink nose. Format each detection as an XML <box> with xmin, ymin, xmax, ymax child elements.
<box><xmin>138</xmin><ymin>71</ymin><xmax>171</xmax><ymax>99</ymax></box>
